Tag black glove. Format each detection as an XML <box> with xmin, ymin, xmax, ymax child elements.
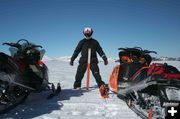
<box><xmin>102</xmin><ymin>56</ymin><xmax>108</xmax><ymax>65</ymax></box>
<box><xmin>104</xmin><ymin>59</ymin><xmax>108</xmax><ymax>65</ymax></box>
<box><xmin>69</xmin><ymin>60</ymin><xmax>74</xmax><ymax>66</ymax></box>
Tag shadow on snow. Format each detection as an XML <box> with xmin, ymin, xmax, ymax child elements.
<box><xmin>0</xmin><ymin>91</ymin><xmax>63</xmax><ymax>119</ymax></box>
<box><xmin>59</xmin><ymin>85</ymin><xmax>98</xmax><ymax>101</ymax></box>
<box><xmin>0</xmin><ymin>85</ymin><xmax>99</xmax><ymax>119</ymax></box>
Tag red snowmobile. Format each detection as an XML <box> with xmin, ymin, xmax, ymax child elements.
<box><xmin>109</xmin><ymin>47</ymin><xmax>180</xmax><ymax>118</ymax></box>
<box><xmin>0</xmin><ymin>39</ymin><xmax>61</xmax><ymax>114</ymax></box>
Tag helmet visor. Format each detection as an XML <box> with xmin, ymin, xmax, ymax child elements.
<box><xmin>83</xmin><ymin>27</ymin><xmax>93</xmax><ymax>37</ymax></box>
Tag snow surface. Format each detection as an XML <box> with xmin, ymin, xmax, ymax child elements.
<box><xmin>0</xmin><ymin>60</ymin><xmax>180</xmax><ymax>119</ymax></box>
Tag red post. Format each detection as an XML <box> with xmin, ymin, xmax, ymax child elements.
<box><xmin>148</xmin><ymin>108</ymin><xmax>152</xmax><ymax>119</ymax></box>
<box><xmin>86</xmin><ymin>48</ymin><xmax>91</xmax><ymax>91</ymax></box>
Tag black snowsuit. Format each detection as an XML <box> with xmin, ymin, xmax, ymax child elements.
<box><xmin>71</xmin><ymin>38</ymin><xmax>107</xmax><ymax>88</ymax></box>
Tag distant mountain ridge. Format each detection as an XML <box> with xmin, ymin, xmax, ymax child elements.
<box><xmin>43</xmin><ymin>55</ymin><xmax>180</xmax><ymax>62</ymax></box>
<box><xmin>42</xmin><ymin>56</ymin><xmax>117</xmax><ymax>62</ymax></box>
<box><xmin>152</xmin><ymin>57</ymin><xmax>180</xmax><ymax>61</ymax></box>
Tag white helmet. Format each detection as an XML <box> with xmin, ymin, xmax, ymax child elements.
<box><xmin>83</xmin><ymin>27</ymin><xmax>93</xmax><ymax>37</ymax></box>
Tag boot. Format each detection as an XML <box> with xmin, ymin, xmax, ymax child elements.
<box><xmin>99</xmin><ymin>84</ymin><xmax>109</xmax><ymax>98</ymax></box>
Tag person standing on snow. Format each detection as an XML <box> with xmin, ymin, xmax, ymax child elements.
<box><xmin>69</xmin><ymin>27</ymin><xmax>108</xmax><ymax>96</ymax></box>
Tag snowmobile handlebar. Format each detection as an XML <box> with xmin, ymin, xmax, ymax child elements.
<box><xmin>118</xmin><ymin>47</ymin><xmax>157</xmax><ymax>55</ymax></box>
<box><xmin>16</xmin><ymin>39</ymin><xmax>43</xmax><ymax>49</ymax></box>
<box><xmin>143</xmin><ymin>50</ymin><xmax>157</xmax><ymax>54</ymax></box>
<box><xmin>2</xmin><ymin>42</ymin><xmax>21</xmax><ymax>49</ymax></box>
<box><xmin>24</xmin><ymin>44</ymin><xmax>43</xmax><ymax>49</ymax></box>
<box><xmin>2</xmin><ymin>40</ymin><xmax>43</xmax><ymax>50</ymax></box>
<box><xmin>118</xmin><ymin>47</ymin><xmax>143</xmax><ymax>51</ymax></box>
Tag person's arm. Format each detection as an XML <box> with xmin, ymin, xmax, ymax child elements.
<box><xmin>96</xmin><ymin>41</ymin><xmax>108</xmax><ymax>65</ymax></box>
<box><xmin>70</xmin><ymin>40</ymin><xmax>83</xmax><ymax>65</ymax></box>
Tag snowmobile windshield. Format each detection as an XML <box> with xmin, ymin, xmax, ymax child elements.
<box><xmin>119</xmin><ymin>51</ymin><xmax>142</xmax><ymax>63</ymax></box>
<box><xmin>21</xmin><ymin>42</ymin><xmax>45</xmax><ymax>60</ymax></box>
<box><xmin>39</xmin><ymin>49</ymin><xmax>45</xmax><ymax>60</ymax></box>
<box><xmin>9</xmin><ymin>47</ymin><xmax>18</xmax><ymax>57</ymax></box>
<box><xmin>118</xmin><ymin>47</ymin><xmax>152</xmax><ymax>65</ymax></box>
<box><xmin>21</xmin><ymin>42</ymin><xmax>41</xmax><ymax>53</ymax></box>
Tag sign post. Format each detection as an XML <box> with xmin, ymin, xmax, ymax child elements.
<box><xmin>86</xmin><ymin>48</ymin><xmax>91</xmax><ymax>91</ymax></box>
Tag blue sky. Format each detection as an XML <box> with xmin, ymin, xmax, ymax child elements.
<box><xmin>0</xmin><ymin>0</ymin><xmax>180</xmax><ymax>58</ymax></box>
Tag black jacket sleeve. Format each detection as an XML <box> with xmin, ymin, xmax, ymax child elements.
<box><xmin>96</xmin><ymin>41</ymin><xmax>107</xmax><ymax>61</ymax></box>
<box><xmin>71</xmin><ymin>40</ymin><xmax>84</xmax><ymax>61</ymax></box>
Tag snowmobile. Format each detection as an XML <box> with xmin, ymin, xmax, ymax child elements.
<box><xmin>0</xmin><ymin>39</ymin><xmax>60</xmax><ymax>114</ymax></box>
<box><xmin>109</xmin><ymin>47</ymin><xmax>180</xmax><ymax>119</ymax></box>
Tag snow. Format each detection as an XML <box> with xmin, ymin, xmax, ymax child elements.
<box><xmin>42</xmin><ymin>56</ymin><xmax>116</xmax><ymax>62</ymax></box>
<box><xmin>0</xmin><ymin>60</ymin><xmax>180</xmax><ymax>119</ymax></box>
<box><xmin>42</xmin><ymin>55</ymin><xmax>54</xmax><ymax>61</ymax></box>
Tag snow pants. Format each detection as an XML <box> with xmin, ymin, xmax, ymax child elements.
<box><xmin>74</xmin><ymin>63</ymin><xmax>105</xmax><ymax>88</ymax></box>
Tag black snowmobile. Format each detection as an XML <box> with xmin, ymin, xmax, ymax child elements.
<box><xmin>109</xmin><ymin>47</ymin><xmax>180</xmax><ymax>119</ymax></box>
<box><xmin>0</xmin><ymin>39</ymin><xmax>60</xmax><ymax>114</ymax></box>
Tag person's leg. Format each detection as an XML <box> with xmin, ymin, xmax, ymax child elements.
<box><xmin>90</xmin><ymin>63</ymin><xmax>105</xmax><ymax>87</ymax></box>
<box><xmin>74</xmin><ymin>63</ymin><xmax>87</xmax><ymax>89</ymax></box>
<box><xmin>91</xmin><ymin>63</ymin><xmax>109</xmax><ymax>98</ymax></box>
